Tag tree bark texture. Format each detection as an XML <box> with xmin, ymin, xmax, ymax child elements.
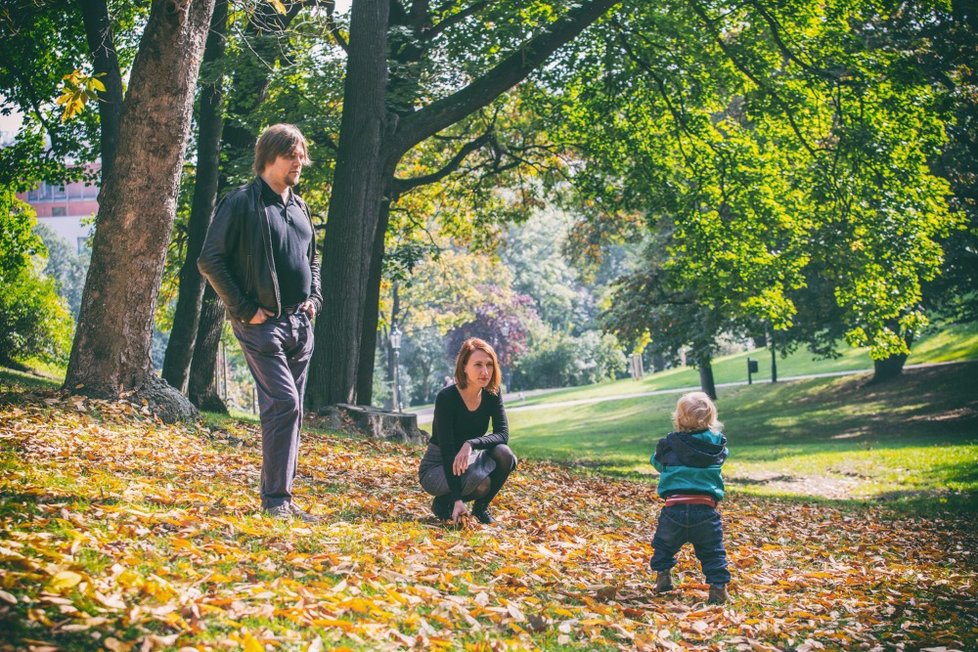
<box><xmin>872</xmin><ymin>352</ymin><xmax>908</xmax><ymax>383</ymax></box>
<box><xmin>65</xmin><ymin>0</ymin><xmax>216</xmax><ymax>422</ymax></box>
<box><xmin>187</xmin><ymin>284</ymin><xmax>228</xmax><ymax>412</ymax></box>
<box><xmin>162</xmin><ymin>0</ymin><xmax>228</xmax><ymax>393</ymax></box>
<box><xmin>308</xmin><ymin>0</ymin><xmax>620</xmax><ymax>411</ymax></box>
<box><xmin>77</xmin><ymin>0</ymin><xmax>124</xmax><ymax>183</ymax></box>
<box><xmin>307</xmin><ymin>0</ymin><xmax>391</xmax><ymax>407</ymax></box>
<box><xmin>355</xmin><ymin>199</ymin><xmax>393</xmax><ymax>405</ymax></box>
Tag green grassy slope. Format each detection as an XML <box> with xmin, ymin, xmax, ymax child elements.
<box><xmin>507</xmin><ymin>361</ymin><xmax>978</xmax><ymax>513</ymax></box>
<box><xmin>505</xmin><ymin>322</ymin><xmax>978</xmax><ymax>408</ymax></box>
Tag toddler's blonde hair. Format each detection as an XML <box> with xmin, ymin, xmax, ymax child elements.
<box><xmin>672</xmin><ymin>391</ymin><xmax>723</xmax><ymax>433</ymax></box>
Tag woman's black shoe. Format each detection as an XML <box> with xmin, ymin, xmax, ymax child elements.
<box><xmin>431</xmin><ymin>495</ymin><xmax>453</xmax><ymax>520</ymax></box>
<box><xmin>472</xmin><ymin>506</ymin><xmax>495</xmax><ymax>524</ymax></box>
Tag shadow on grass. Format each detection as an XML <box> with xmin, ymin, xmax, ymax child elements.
<box><xmin>724</xmin><ymin>362</ymin><xmax>978</xmax><ymax>444</ymax></box>
<box><xmin>0</xmin><ymin>491</ymin><xmax>121</xmax><ymax>523</ymax></box>
<box><xmin>540</xmin><ymin>455</ymin><xmax>978</xmax><ymax>517</ymax></box>
<box><xmin>0</xmin><ymin>368</ymin><xmax>62</xmax><ymax>393</ymax></box>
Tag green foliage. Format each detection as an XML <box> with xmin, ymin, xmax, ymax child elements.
<box><xmin>0</xmin><ymin>190</ymin><xmax>73</xmax><ymax>366</ymax></box>
<box><xmin>538</xmin><ymin>0</ymin><xmax>963</xmax><ymax>362</ymax></box>
<box><xmin>0</xmin><ymin>1</ymin><xmax>127</xmax><ymax>188</ymax></box>
<box><xmin>0</xmin><ymin>190</ymin><xmax>44</xmax><ymax>276</ymax></box>
<box><xmin>512</xmin><ymin>327</ymin><xmax>626</xmax><ymax>390</ymax></box>
<box><xmin>36</xmin><ymin>225</ymin><xmax>90</xmax><ymax>316</ymax></box>
<box><xmin>499</xmin><ymin>206</ymin><xmax>607</xmax><ymax>335</ymax></box>
<box><xmin>399</xmin><ymin>326</ymin><xmax>453</xmax><ymax>405</ymax></box>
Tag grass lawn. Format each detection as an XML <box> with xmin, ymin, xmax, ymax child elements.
<box><xmin>508</xmin><ymin>361</ymin><xmax>978</xmax><ymax>514</ymax></box>
<box><xmin>0</xmin><ymin>367</ymin><xmax>62</xmax><ymax>393</ymax></box>
<box><xmin>502</xmin><ymin>321</ymin><xmax>978</xmax><ymax>409</ymax></box>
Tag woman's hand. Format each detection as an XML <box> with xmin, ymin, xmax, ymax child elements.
<box><xmin>451</xmin><ymin>500</ymin><xmax>468</xmax><ymax>524</ymax></box>
<box><xmin>453</xmin><ymin>442</ymin><xmax>472</xmax><ymax>476</ymax></box>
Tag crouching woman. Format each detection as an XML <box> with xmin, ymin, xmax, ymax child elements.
<box><xmin>418</xmin><ymin>338</ymin><xmax>517</xmax><ymax>524</ymax></box>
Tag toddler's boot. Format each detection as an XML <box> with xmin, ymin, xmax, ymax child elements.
<box><xmin>708</xmin><ymin>584</ymin><xmax>729</xmax><ymax>604</ymax></box>
<box><xmin>654</xmin><ymin>571</ymin><xmax>674</xmax><ymax>593</ymax></box>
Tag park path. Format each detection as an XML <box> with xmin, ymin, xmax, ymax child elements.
<box><xmin>410</xmin><ymin>360</ymin><xmax>967</xmax><ymax>425</ymax></box>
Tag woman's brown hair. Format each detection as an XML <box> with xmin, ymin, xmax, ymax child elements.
<box><xmin>453</xmin><ymin>337</ymin><xmax>502</xmax><ymax>395</ymax></box>
<box><xmin>253</xmin><ymin>123</ymin><xmax>312</xmax><ymax>175</ymax></box>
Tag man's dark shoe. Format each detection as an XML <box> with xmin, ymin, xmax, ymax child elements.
<box><xmin>472</xmin><ymin>505</ymin><xmax>495</xmax><ymax>525</ymax></box>
<box><xmin>289</xmin><ymin>503</ymin><xmax>323</xmax><ymax>524</ymax></box>
<box><xmin>708</xmin><ymin>584</ymin><xmax>729</xmax><ymax>604</ymax></box>
<box><xmin>263</xmin><ymin>503</ymin><xmax>292</xmax><ymax>520</ymax></box>
<box><xmin>431</xmin><ymin>495</ymin><xmax>453</xmax><ymax>520</ymax></box>
<box><xmin>654</xmin><ymin>571</ymin><xmax>674</xmax><ymax>593</ymax></box>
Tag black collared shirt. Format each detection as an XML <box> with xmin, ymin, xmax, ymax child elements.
<box><xmin>259</xmin><ymin>178</ymin><xmax>313</xmax><ymax>310</ymax></box>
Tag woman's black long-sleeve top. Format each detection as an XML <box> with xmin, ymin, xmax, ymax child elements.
<box><xmin>430</xmin><ymin>384</ymin><xmax>509</xmax><ymax>502</ymax></box>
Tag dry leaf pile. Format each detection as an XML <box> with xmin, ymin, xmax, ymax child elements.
<box><xmin>0</xmin><ymin>393</ymin><xmax>976</xmax><ymax>651</ymax></box>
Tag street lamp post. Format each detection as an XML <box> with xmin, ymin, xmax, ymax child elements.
<box><xmin>499</xmin><ymin>322</ymin><xmax>510</xmax><ymax>391</ymax></box>
<box><xmin>390</xmin><ymin>323</ymin><xmax>402</xmax><ymax>412</ymax></box>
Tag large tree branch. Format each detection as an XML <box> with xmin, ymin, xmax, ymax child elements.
<box><xmin>392</xmin><ymin>0</ymin><xmax>620</xmax><ymax>159</ymax></box>
<box><xmin>424</xmin><ymin>0</ymin><xmax>487</xmax><ymax>40</ymax></box>
<box><xmin>392</xmin><ymin>130</ymin><xmax>493</xmax><ymax>194</ymax></box>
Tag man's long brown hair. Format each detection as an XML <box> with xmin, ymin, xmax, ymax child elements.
<box><xmin>253</xmin><ymin>123</ymin><xmax>311</xmax><ymax>175</ymax></box>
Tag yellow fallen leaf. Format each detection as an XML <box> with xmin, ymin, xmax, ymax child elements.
<box><xmin>47</xmin><ymin>570</ymin><xmax>83</xmax><ymax>592</ymax></box>
<box><xmin>242</xmin><ymin>633</ymin><xmax>264</xmax><ymax>652</ymax></box>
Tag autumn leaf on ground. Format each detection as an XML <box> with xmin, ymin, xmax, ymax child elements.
<box><xmin>0</xmin><ymin>393</ymin><xmax>976</xmax><ymax>650</ymax></box>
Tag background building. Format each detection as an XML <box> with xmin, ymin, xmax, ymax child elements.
<box><xmin>21</xmin><ymin>173</ymin><xmax>99</xmax><ymax>253</ymax></box>
<box><xmin>2</xmin><ymin>110</ymin><xmax>98</xmax><ymax>252</ymax></box>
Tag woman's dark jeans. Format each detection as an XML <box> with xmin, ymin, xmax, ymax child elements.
<box><xmin>650</xmin><ymin>503</ymin><xmax>730</xmax><ymax>585</ymax></box>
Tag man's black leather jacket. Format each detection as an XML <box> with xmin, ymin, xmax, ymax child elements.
<box><xmin>197</xmin><ymin>178</ymin><xmax>322</xmax><ymax>324</ymax></box>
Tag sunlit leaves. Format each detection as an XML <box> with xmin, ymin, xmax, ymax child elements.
<box><xmin>540</xmin><ymin>0</ymin><xmax>961</xmax><ymax>360</ymax></box>
<box><xmin>55</xmin><ymin>70</ymin><xmax>106</xmax><ymax>122</ymax></box>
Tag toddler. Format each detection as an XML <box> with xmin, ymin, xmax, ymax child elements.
<box><xmin>650</xmin><ymin>391</ymin><xmax>730</xmax><ymax>604</ymax></box>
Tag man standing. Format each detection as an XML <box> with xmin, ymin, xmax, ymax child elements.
<box><xmin>198</xmin><ymin>124</ymin><xmax>322</xmax><ymax>523</ymax></box>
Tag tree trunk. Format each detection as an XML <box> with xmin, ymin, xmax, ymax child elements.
<box><xmin>64</xmin><ymin>0</ymin><xmax>215</xmax><ymax>423</ymax></box>
<box><xmin>356</xmin><ymin>199</ymin><xmax>394</xmax><ymax>405</ymax></box>
<box><xmin>307</xmin><ymin>0</ymin><xmax>620</xmax><ymax>411</ymax></box>
<box><xmin>872</xmin><ymin>352</ymin><xmax>908</xmax><ymax>382</ymax></box>
<box><xmin>161</xmin><ymin>0</ymin><xmax>228</xmax><ymax>393</ymax></box>
<box><xmin>696</xmin><ymin>352</ymin><xmax>718</xmax><ymax>400</ymax></box>
<box><xmin>307</xmin><ymin>0</ymin><xmax>391</xmax><ymax>408</ymax></box>
<box><xmin>77</xmin><ymin>0</ymin><xmax>124</xmax><ymax>183</ymax></box>
<box><xmin>870</xmin><ymin>324</ymin><xmax>914</xmax><ymax>383</ymax></box>
<box><xmin>187</xmin><ymin>283</ymin><xmax>228</xmax><ymax>412</ymax></box>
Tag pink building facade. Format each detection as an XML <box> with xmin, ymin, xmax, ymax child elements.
<box><xmin>18</xmin><ymin>168</ymin><xmax>99</xmax><ymax>253</ymax></box>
